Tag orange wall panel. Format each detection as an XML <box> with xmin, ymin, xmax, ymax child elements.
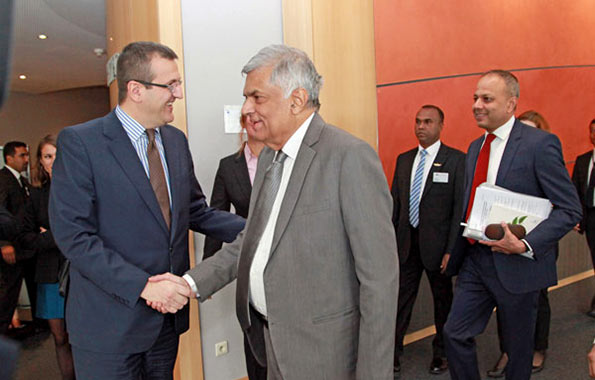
<box><xmin>374</xmin><ymin>0</ymin><xmax>595</xmax><ymax>85</ymax></box>
<box><xmin>374</xmin><ymin>1</ymin><xmax>595</xmax><ymax>183</ymax></box>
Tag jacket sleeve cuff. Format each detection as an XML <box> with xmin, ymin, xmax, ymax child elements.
<box><xmin>183</xmin><ymin>274</ymin><xmax>199</xmax><ymax>298</ymax></box>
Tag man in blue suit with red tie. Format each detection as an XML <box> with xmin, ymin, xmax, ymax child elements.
<box><xmin>443</xmin><ymin>70</ymin><xmax>581</xmax><ymax>380</ymax></box>
<box><xmin>49</xmin><ymin>42</ymin><xmax>244</xmax><ymax>379</ymax></box>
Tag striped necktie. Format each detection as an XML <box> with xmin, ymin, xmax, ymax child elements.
<box><xmin>409</xmin><ymin>149</ymin><xmax>427</xmax><ymax>228</ymax></box>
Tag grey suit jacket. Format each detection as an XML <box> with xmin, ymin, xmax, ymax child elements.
<box><xmin>187</xmin><ymin>113</ymin><xmax>399</xmax><ymax>380</ymax></box>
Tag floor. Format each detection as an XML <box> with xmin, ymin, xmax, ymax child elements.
<box><xmin>10</xmin><ymin>276</ymin><xmax>595</xmax><ymax>380</ymax></box>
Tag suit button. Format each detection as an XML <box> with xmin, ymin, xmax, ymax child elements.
<box><xmin>169</xmin><ymin>247</ymin><xmax>173</xmax><ymax>253</ymax></box>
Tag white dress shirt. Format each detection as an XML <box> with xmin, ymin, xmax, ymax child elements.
<box><xmin>410</xmin><ymin>140</ymin><xmax>441</xmax><ymax>196</ymax></box>
<box><xmin>485</xmin><ymin>116</ymin><xmax>515</xmax><ymax>185</ymax></box>
<box><xmin>249</xmin><ymin>112</ymin><xmax>315</xmax><ymax>316</ymax></box>
<box><xmin>481</xmin><ymin>116</ymin><xmax>533</xmax><ymax>256</ymax></box>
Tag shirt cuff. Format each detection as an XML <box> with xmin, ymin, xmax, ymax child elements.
<box><xmin>182</xmin><ymin>274</ymin><xmax>199</xmax><ymax>298</ymax></box>
<box><xmin>519</xmin><ymin>239</ymin><xmax>535</xmax><ymax>260</ymax></box>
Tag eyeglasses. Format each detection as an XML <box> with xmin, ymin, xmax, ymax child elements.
<box><xmin>130</xmin><ymin>79</ymin><xmax>183</xmax><ymax>93</ymax></box>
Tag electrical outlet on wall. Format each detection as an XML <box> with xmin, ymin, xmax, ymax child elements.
<box><xmin>215</xmin><ymin>341</ymin><xmax>228</xmax><ymax>357</ymax></box>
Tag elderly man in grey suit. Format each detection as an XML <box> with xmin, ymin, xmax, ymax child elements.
<box><xmin>150</xmin><ymin>45</ymin><xmax>399</xmax><ymax>379</ymax></box>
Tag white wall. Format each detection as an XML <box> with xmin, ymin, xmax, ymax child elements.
<box><xmin>180</xmin><ymin>1</ymin><xmax>282</xmax><ymax>379</ymax></box>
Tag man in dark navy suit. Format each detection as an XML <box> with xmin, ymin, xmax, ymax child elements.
<box><xmin>571</xmin><ymin>118</ymin><xmax>595</xmax><ymax>318</ymax></box>
<box><xmin>49</xmin><ymin>41</ymin><xmax>244</xmax><ymax>379</ymax></box>
<box><xmin>443</xmin><ymin>70</ymin><xmax>581</xmax><ymax>380</ymax></box>
<box><xmin>391</xmin><ymin>105</ymin><xmax>464</xmax><ymax>376</ymax></box>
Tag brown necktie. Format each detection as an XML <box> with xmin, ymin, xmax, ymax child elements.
<box><xmin>146</xmin><ymin>129</ymin><xmax>171</xmax><ymax>229</ymax></box>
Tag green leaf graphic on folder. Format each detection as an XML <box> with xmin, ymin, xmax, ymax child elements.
<box><xmin>511</xmin><ymin>216</ymin><xmax>528</xmax><ymax>225</ymax></box>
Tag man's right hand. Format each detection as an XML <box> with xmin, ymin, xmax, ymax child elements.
<box><xmin>140</xmin><ymin>274</ymin><xmax>192</xmax><ymax>314</ymax></box>
<box><xmin>1</xmin><ymin>245</ymin><xmax>16</xmax><ymax>265</ymax></box>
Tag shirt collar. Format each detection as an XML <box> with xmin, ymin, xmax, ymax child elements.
<box><xmin>5</xmin><ymin>165</ymin><xmax>21</xmax><ymax>180</ymax></box>
<box><xmin>244</xmin><ymin>143</ymin><xmax>257</xmax><ymax>161</ymax></box>
<box><xmin>418</xmin><ymin>140</ymin><xmax>441</xmax><ymax>157</ymax></box>
<box><xmin>280</xmin><ymin>112</ymin><xmax>315</xmax><ymax>160</ymax></box>
<box><xmin>488</xmin><ymin>115</ymin><xmax>515</xmax><ymax>141</ymax></box>
<box><xmin>115</xmin><ymin>105</ymin><xmax>160</xmax><ymax>141</ymax></box>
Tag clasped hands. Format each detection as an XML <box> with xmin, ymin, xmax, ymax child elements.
<box><xmin>140</xmin><ymin>272</ymin><xmax>195</xmax><ymax>314</ymax></box>
<box><xmin>479</xmin><ymin>222</ymin><xmax>526</xmax><ymax>254</ymax></box>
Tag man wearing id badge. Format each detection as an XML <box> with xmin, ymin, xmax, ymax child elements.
<box><xmin>390</xmin><ymin>105</ymin><xmax>465</xmax><ymax>377</ymax></box>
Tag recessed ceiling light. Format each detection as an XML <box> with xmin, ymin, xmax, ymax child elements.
<box><xmin>19</xmin><ymin>75</ymin><xmax>27</xmax><ymax>80</ymax></box>
<box><xmin>38</xmin><ymin>34</ymin><xmax>48</xmax><ymax>40</ymax></box>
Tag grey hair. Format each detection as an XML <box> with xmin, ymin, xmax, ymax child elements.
<box><xmin>242</xmin><ymin>45</ymin><xmax>323</xmax><ymax>109</ymax></box>
<box><xmin>482</xmin><ymin>69</ymin><xmax>520</xmax><ymax>98</ymax></box>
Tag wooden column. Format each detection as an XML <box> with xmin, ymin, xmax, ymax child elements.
<box><xmin>105</xmin><ymin>1</ymin><xmax>202</xmax><ymax>379</ymax></box>
<box><xmin>282</xmin><ymin>0</ymin><xmax>379</xmax><ymax>149</ymax></box>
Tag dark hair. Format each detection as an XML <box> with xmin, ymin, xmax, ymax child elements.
<box><xmin>420</xmin><ymin>104</ymin><xmax>444</xmax><ymax>123</ymax></box>
<box><xmin>2</xmin><ymin>141</ymin><xmax>26</xmax><ymax>161</ymax></box>
<box><xmin>518</xmin><ymin>110</ymin><xmax>550</xmax><ymax>132</ymax></box>
<box><xmin>481</xmin><ymin>69</ymin><xmax>520</xmax><ymax>98</ymax></box>
<box><xmin>31</xmin><ymin>135</ymin><xmax>56</xmax><ymax>188</ymax></box>
<box><xmin>591</xmin><ymin>119</ymin><xmax>595</xmax><ymax>127</ymax></box>
<box><xmin>116</xmin><ymin>41</ymin><xmax>178</xmax><ymax>104</ymax></box>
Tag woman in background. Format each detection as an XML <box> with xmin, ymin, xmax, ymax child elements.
<box><xmin>203</xmin><ymin>115</ymin><xmax>266</xmax><ymax>380</ymax></box>
<box><xmin>21</xmin><ymin>135</ymin><xmax>74</xmax><ymax>379</ymax></box>
<box><xmin>487</xmin><ymin>110</ymin><xmax>553</xmax><ymax>378</ymax></box>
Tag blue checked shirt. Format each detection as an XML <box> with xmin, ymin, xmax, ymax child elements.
<box><xmin>115</xmin><ymin>105</ymin><xmax>172</xmax><ymax>207</ymax></box>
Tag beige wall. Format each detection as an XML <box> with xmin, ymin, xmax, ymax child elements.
<box><xmin>0</xmin><ymin>86</ymin><xmax>110</xmax><ymax>151</ymax></box>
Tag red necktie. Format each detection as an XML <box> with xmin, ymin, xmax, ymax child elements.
<box><xmin>466</xmin><ymin>133</ymin><xmax>496</xmax><ymax>243</ymax></box>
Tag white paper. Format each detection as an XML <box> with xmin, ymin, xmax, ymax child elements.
<box><xmin>223</xmin><ymin>105</ymin><xmax>242</xmax><ymax>134</ymax></box>
<box><xmin>463</xmin><ymin>183</ymin><xmax>552</xmax><ymax>241</ymax></box>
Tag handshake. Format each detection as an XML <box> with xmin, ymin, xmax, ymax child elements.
<box><xmin>140</xmin><ymin>273</ymin><xmax>195</xmax><ymax>314</ymax></box>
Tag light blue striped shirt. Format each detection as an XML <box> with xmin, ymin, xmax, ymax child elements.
<box><xmin>115</xmin><ymin>105</ymin><xmax>172</xmax><ymax>207</ymax></box>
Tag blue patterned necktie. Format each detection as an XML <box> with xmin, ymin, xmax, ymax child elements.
<box><xmin>409</xmin><ymin>149</ymin><xmax>427</xmax><ymax>228</ymax></box>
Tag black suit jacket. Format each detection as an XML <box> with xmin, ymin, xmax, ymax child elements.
<box><xmin>391</xmin><ymin>143</ymin><xmax>465</xmax><ymax>271</ymax></box>
<box><xmin>0</xmin><ymin>166</ymin><xmax>31</xmax><ymax>258</ymax></box>
<box><xmin>0</xmin><ymin>205</ymin><xmax>18</xmax><ymax>242</ymax></box>
<box><xmin>20</xmin><ymin>182</ymin><xmax>65</xmax><ymax>283</ymax></box>
<box><xmin>0</xmin><ymin>167</ymin><xmax>28</xmax><ymax>220</ymax></box>
<box><xmin>203</xmin><ymin>151</ymin><xmax>252</xmax><ymax>258</ymax></box>
<box><xmin>572</xmin><ymin>150</ymin><xmax>592</xmax><ymax>232</ymax></box>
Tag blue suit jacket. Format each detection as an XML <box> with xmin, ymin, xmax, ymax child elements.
<box><xmin>49</xmin><ymin>111</ymin><xmax>245</xmax><ymax>353</ymax></box>
<box><xmin>447</xmin><ymin>120</ymin><xmax>581</xmax><ymax>293</ymax></box>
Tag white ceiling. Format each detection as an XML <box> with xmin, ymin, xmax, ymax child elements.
<box><xmin>10</xmin><ymin>0</ymin><xmax>107</xmax><ymax>94</ymax></box>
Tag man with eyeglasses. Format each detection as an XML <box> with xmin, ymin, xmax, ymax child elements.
<box><xmin>49</xmin><ymin>41</ymin><xmax>245</xmax><ymax>380</ymax></box>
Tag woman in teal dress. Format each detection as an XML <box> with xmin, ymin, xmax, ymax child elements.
<box><xmin>21</xmin><ymin>135</ymin><xmax>74</xmax><ymax>379</ymax></box>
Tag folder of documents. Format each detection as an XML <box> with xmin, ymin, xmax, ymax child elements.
<box><xmin>462</xmin><ymin>183</ymin><xmax>552</xmax><ymax>241</ymax></box>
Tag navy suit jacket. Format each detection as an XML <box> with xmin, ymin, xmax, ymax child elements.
<box><xmin>49</xmin><ymin>111</ymin><xmax>245</xmax><ymax>353</ymax></box>
<box><xmin>447</xmin><ymin>120</ymin><xmax>581</xmax><ymax>293</ymax></box>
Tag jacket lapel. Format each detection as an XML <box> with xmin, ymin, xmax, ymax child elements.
<box><xmin>496</xmin><ymin>120</ymin><xmax>522</xmax><ymax>185</ymax></box>
<box><xmin>268</xmin><ymin>114</ymin><xmax>321</xmax><ymax>256</ymax></box>
<box><xmin>402</xmin><ymin>150</ymin><xmax>415</xmax><ymax>200</ymax></box>
<box><xmin>103</xmin><ymin>112</ymin><xmax>169</xmax><ymax>236</ymax></box>
<box><xmin>421</xmin><ymin>144</ymin><xmax>448</xmax><ymax>199</ymax></box>
<box><xmin>160</xmin><ymin>126</ymin><xmax>181</xmax><ymax>239</ymax></box>
<box><xmin>234</xmin><ymin>154</ymin><xmax>253</xmax><ymax>198</ymax></box>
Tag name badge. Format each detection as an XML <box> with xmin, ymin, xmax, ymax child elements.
<box><xmin>433</xmin><ymin>172</ymin><xmax>449</xmax><ymax>183</ymax></box>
